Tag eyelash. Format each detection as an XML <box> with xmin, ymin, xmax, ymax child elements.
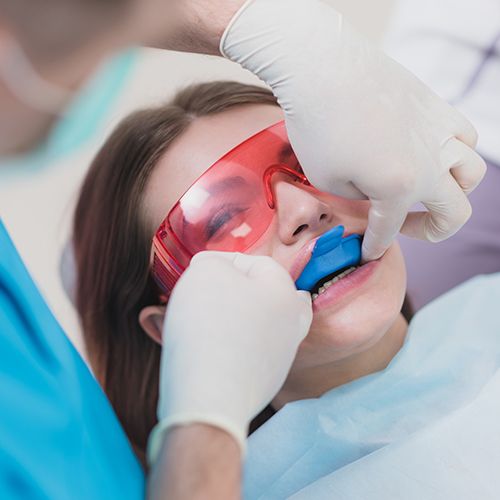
<box><xmin>206</xmin><ymin>205</ymin><xmax>249</xmax><ymax>240</ymax></box>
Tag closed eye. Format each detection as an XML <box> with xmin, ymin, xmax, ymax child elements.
<box><xmin>205</xmin><ymin>205</ymin><xmax>250</xmax><ymax>240</ymax></box>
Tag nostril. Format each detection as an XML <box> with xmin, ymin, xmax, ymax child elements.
<box><xmin>320</xmin><ymin>213</ymin><xmax>328</xmax><ymax>221</ymax></box>
<box><xmin>293</xmin><ymin>224</ymin><xmax>308</xmax><ymax>236</ymax></box>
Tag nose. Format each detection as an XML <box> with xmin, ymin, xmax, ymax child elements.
<box><xmin>274</xmin><ymin>179</ymin><xmax>333</xmax><ymax>245</ymax></box>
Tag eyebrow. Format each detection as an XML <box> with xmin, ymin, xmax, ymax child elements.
<box><xmin>206</xmin><ymin>175</ymin><xmax>248</xmax><ymax>195</ymax></box>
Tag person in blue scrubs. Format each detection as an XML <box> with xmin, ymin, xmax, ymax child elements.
<box><xmin>0</xmin><ymin>0</ymin><xmax>487</xmax><ymax>498</ymax></box>
<box><xmin>0</xmin><ymin>222</ymin><xmax>145</xmax><ymax>498</ymax></box>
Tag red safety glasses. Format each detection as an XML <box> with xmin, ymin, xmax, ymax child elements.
<box><xmin>151</xmin><ymin>120</ymin><xmax>311</xmax><ymax>299</ymax></box>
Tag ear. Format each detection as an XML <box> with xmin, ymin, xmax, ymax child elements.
<box><xmin>138</xmin><ymin>305</ymin><xmax>166</xmax><ymax>345</ymax></box>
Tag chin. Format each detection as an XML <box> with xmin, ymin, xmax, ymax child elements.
<box><xmin>295</xmin><ymin>311</ymin><xmax>399</xmax><ymax>370</ymax></box>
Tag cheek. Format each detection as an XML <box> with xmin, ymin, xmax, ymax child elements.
<box><xmin>246</xmin><ymin>218</ymin><xmax>292</xmax><ymax>264</ymax></box>
<box><xmin>319</xmin><ymin>193</ymin><xmax>370</xmax><ymax>220</ymax></box>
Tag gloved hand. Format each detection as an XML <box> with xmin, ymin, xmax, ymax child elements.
<box><xmin>221</xmin><ymin>0</ymin><xmax>487</xmax><ymax>261</ymax></box>
<box><xmin>148</xmin><ymin>251</ymin><xmax>312</xmax><ymax>463</ymax></box>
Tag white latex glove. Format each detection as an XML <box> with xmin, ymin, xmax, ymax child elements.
<box><xmin>221</xmin><ymin>0</ymin><xmax>487</xmax><ymax>261</ymax></box>
<box><xmin>148</xmin><ymin>251</ymin><xmax>312</xmax><ymax>463</ymax></box>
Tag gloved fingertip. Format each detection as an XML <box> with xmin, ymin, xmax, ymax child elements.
<box><xmin>190</xmin><ymin>251</ymin><xmax>219</xmax><ymax>265</ymax></box>
<box><xmin>297</xmin><ymin>290</ymin><xmax>312</xmax><ymax>306</ymax></box>
<box><xmin>231</xmin><ymin>252</ymin><xmax>259</xmax><ymax>275</ymax></box>
<box><xmin>191</xmin><ymin>251</ymin><xmax>245</xmax><ymax>270</ymax></box>
<box><xmin>296</xmin><ymin>291</ymin><xmax>313</xmax><ymax>335</ymax></box>
<box><xmin>361</xmin><ymin>240</ymin><xmax>384</xmax><ymax>263</ymax></box>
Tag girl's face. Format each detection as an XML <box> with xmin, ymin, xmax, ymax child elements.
<box><xmin>144</xmin><ymin>104</ymin><xmax>407</xmax><ymax>371</ymax></box>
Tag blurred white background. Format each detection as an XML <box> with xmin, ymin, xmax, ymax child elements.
<box><xmin>0</xmin><ymin>0</ymin><xmax>395</xmax><ymax>356</ymax></box>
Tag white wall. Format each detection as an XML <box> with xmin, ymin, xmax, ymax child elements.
<box><xmin>0</xmin><ymin>0</ymin><xmax>394</xmax><ymax>357</ymax></box>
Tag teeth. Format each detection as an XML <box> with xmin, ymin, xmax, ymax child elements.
<box><xmin>311</xmin><ymin>267</ymin><xmax>357</xmax><ymax>301</ymax></box>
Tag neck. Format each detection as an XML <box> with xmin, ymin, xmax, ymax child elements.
<box><xmin>273</xmin><ymin>314</ymin><xmax>408</xmax><ymax>408</ymax></box>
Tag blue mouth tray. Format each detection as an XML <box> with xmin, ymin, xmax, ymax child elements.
<box><xmin>295</xmin><ymin>225</ymin><xmax>362</xmax><ymax>292</ymax></box>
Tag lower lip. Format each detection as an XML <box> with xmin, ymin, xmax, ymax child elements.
<box><xmin>312</xmin><ymin>259</ymin><xmax>380</xmax><ymax>311</ymax></box>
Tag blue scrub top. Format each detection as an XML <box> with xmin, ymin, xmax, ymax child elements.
<box><xmin>0</xmin><ymin>220</ymin><xmax>144</xmax><ymax>499</ymax></box>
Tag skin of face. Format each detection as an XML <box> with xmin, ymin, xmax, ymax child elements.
<box><xmin>0</xmin><ymin>24</ymin><xmax>125</xmax><ymax>156</ymax></box>
<box><xmin>0</xmin><ymin>0</ymin><xmax>154</xmax><ymax>155</ymax></box>
<box><xmin>142</xmin><ymin>103</ymin><xmax>408</xmax><ymax>400</ymax></box>
<box><xmin>0</xmin><ymin>0</ymin><xmax>245</xmax><ymax>156</ymax></box>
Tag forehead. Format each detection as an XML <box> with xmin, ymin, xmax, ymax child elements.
<box><xmin>144</xmin><ymin>103</ymin><xmax>284</xmax><ymax>229</ymax></box>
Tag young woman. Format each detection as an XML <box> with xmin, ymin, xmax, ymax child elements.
<box><xmin>73</xmin><ymin>80</ymin><xmax>413</xmax><ymax>468</ymax></box>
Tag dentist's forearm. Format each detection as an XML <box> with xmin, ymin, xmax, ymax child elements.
<box><xmin>147</xmin><ymin>423</ymin><xmax>241</xmax><ymax>500</ymax></box>
<box><xmin>148</xmin><ymin>0</ymin><xmax>245</xmax><ymax>55</ymax></box>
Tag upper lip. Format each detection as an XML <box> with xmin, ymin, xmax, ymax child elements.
<box><xmin>289</xmin><ymin>236</ymin><xmax>322</xmax><ymax>282</ymax></box>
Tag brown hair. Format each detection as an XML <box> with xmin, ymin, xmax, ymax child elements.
<box><xmin>73</xmin><ymin>81</ymin><xmax>278</xmax><ymax>467</ymax></box>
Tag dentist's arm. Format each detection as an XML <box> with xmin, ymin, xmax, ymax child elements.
<box><xmin>148</xmin><ymin>424</ymin><xmax>240</xmax><ymax>500</ymax></box>
<box><xmin>147</xmin><ymin>252</ymin><xmax>312</xmax><ymax>499</ymax></box>
<box><xmin>219</xmin><ymin>0</ymin><xmax>486</xmax><ymax>261</ymax></box>
<box><xmin>143</xmin><ymin>0</ymin><xmax>244</xmax><ymax>54</ymax></box>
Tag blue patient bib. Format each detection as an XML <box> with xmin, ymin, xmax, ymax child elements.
<box><xmin>0</xmin><ymin>220</ymin><xmax>144</xmax><ymax>498</ymax></box>
<box><xmin>245</xmin><ymin>272</ymin><xmax>500</xmax><ymax>499</ymax></box>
